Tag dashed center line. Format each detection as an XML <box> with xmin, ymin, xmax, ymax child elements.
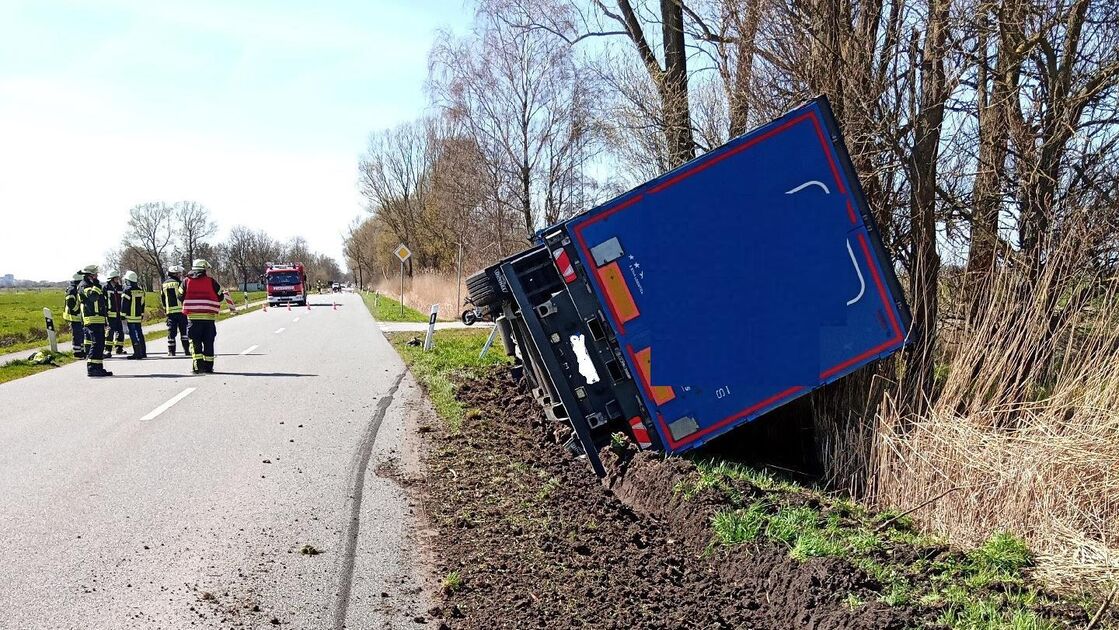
<box><xmin>293</xmin><ymin>316</ymin><xmax>301</xmax><ymax>322</ymax></box>
<box><xmin>275</xmin><ymin>327</ymin><xmax>286</xmax><ymax>334</ymax></box>
<box><xmin>141</xmin><ymin>388</ymin><xmax>196</xmax><ymax>421</ymax></box>
<box><xmin>239</xmin><ymin>344</ymin><xmax>259</xmax><ymax>355</ymax></box>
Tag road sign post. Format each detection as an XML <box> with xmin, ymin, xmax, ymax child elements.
<box><xmin>43</xmin><ymin>308</ymin><xmax>57</xmax><ymax>353</ymax></box>
<box><xmin>393</xmin><ymin>243</ymin><xmax>412</xmax><ymax>318</ymax></box>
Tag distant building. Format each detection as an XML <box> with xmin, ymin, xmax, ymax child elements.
<box><xmin>0</xmin><ymin>274</ymin><xmax>14</xmax><ymax>287</ymax></box>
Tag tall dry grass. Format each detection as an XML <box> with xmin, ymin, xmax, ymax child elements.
<box><xmin>819</xmin><ymin>237</ymin><xmax>1119</xmax><ymax>593</ymax></box>
<box><xmin>374</xmin><ymin>270</ymin><xmax>464</xmax><ymax>321</ymax></box>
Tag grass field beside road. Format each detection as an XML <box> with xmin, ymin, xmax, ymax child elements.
<box><xmin>0</xmin><ymin>288</ymin><xmax>264</xmax><ymax>355</ymax></box>
<box><xmin>361</xmin><ymin>291</ymin><xmax>428</xmax><ymax>322</ymax></box>
<box><xmin>387</xmin><ymin>329</ymin><xmax>510</xmax><ymax>430</ymax></box>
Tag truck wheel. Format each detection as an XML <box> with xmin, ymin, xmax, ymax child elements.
<box><xmin>466</xmin><ymin>270</ymin><xmax>500</xmax><ymax>311</ymax></box>
<box><xmin>461</xmin><ymin>310</ymin><xmax>478</xmax><ymax>326</ymax></box>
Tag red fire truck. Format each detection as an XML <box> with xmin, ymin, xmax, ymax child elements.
<box><xmin>265</xmin><ymin>262</ymin><xmax>307</xmax><ymax>307</ymax></box>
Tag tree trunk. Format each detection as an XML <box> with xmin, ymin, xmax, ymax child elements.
<box><xmin>904</xmin><ymin>0</ymin><xmax>950</xmax><ymax>410</ymax></box>
<box><xmin>660</xmin><ymin>0</ymin><xmax>694</xmax><ymax>167</ymax></box>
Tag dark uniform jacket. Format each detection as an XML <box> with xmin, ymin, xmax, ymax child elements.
<box><xmin>121</xmin><ymin>282</ymin><xmax>146</xmax><ymax>324</ymax></box>
<box><xmin>64</xmin><ymin>281</ymin><xmax>82</xmax><ymax>322</ymax></box>
<box><xmin>78</xmin><ymin>278</ymin><xmax>108</xmax><ymax>325</ymax></box>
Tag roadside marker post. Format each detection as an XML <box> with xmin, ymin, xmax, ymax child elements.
<box><xmin>394</xmin><ymin>243</ymin><xmax>412</xmax><ymax>318</ymax></box>
<box><xmin>479</xmin><ymin>324</ymin><xmax>499</xmax><ymax>358</ymax></box>
<box><xmin>43</xmin><ymin>308</ymin><xmax>57</xmax><ymax>353</ymax></box>
<box><xmin>287</xmin><ymin>302</ymin><xmax>291</xmax><ymax>312</ymax></box>
<box><xmin>423</xmin><ymin>304</ymin><xmax>439</xmax><ymax>351</ymax></box>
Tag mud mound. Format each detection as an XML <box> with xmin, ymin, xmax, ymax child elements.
<box><xmin>419</xmin><ymin>368</ymin><xmax>920</xmax><ymax>629</ymax></box>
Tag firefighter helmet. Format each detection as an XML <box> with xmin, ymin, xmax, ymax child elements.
<box><xmin>81</xmin><ymin>264</ymin><xmax>99</xmax><ymax>275</ymax></box>
<box><xmin>191</xmin><ymin>259</ymin><xmax>211</xmax><ymax>272</ymax></box>
<box><xmin>123</xmin><ymin>271</ymin><xmax>139</xmax><ymax>283</ymax></box>
<box><xmin>168</xmin><ymin>265</ymin><xmax>184</xmax><ymax>275</ymax></box>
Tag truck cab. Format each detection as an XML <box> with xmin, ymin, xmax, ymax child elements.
<box><xmin>265</xmin><ymin>262</ymin><xmax>307</xmax><ymax>307</ymax></box>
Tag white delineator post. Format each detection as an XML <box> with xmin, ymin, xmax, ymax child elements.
<box><xmin>43</xmin><ymin>308</ymin><xmax>58</xmax><ymax>353</ymax></box>
<box><xmin>479</xmin><ymin>324</ymin><xmax>499</xmax><ymax>358</ymax></box>
<box><xmin>424</xmin><ymin>304</ymin><xmax>439</xmax><ymax>351</ymax></box>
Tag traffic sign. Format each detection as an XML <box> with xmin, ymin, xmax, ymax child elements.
<box><xmin>394</xmin><ymin>243</ymin><xmax>412</xmax><ymax>263</ymax></box>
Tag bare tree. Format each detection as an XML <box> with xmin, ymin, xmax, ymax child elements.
<box><xmin>175</xmin><ymin>201</ymin><xmax>217</xmax><ymax>267</ymax></box>
<box><xmin>123</xmin><ymin>202</ymin><xmax>174</xmax><ymax>282</ymax></box>
<box><xmin>430</xmin><ymin>2</ymin><xmax>599</xmax><ymax>237</ymax></box>
<box><xmin>226</xmin><ymin>225</ymin><xmax>255</xmax><ymax>291</ymax></box>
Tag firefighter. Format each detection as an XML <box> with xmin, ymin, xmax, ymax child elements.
<box><xmin>64</xmin><ymin>272</ymin><xmax>86</xmax><ymax>358</ymax></box>
<box><xmin>120</xmin><ymin>270</ymin><xmax>147</xmax><ymax>360</ymax></box>
<box><xmin>104</xmin><ymin>270</ymin><xmax>127</xmax><ymax>357</ymax></box>
<box><xmin>161</xmin><ymin>265</ymin><xmax>189</xmax><ymax>356</ymax></box>
<box><xmin>78</xmin><ymin>264</ymin><xmax>112</xmax><ymax>377</ymax></box>
<box><xmin>183</xmin><ymin>259</ymin><xmax>235</xmax><ymax>374</ymax></box>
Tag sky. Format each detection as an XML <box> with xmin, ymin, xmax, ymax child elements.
<box><xmin>0</xmin><ymin>0</ymin><xmax>472</xmax><ymax>281</ymax></box>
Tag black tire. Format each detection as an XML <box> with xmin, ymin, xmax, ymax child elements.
<box><xmin>466</xmin><ymin>270</ymin><xmax>501</xmax><ymax>310</ymax></box>
<box><xmin>461</xmin><ymin>310</ymin><xmax>478</xmax><ymax>326</ymax></box>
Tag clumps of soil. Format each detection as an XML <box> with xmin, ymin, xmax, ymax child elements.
<box><xmin>419</xmin><ymin>367</ymin><xmax>921</xmax><ymax>629</ymax></box>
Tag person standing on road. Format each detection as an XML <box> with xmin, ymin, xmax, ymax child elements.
<box><xmin>103</xmin><ymin>271</ymin><xmax>127</xmax><ymax>358</ymax></box>
<box><xmin>161</xmin><ymin>265</ymin><xmax>189</xmax><ymax>357</ymax></box>
<box><xmin>120</xmin><ymin>271</ymin><xmax>147</xmax><ymax>360</ymax></box>
<box><xmin>182</xmin><ymin>259</ymin><xmax>235</xmax><ymax>374</ymax></box>
<box><xmin>64</xmin><ymin>272</ymin><xmax>86</xmax><ymax>358</ymax></box>
<box><xmin>78</xmin><ymin>265</ymin><xmax>112</xmax><ymax>377</ymax></box>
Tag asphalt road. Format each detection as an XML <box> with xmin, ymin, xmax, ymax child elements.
<box><xmin>0</xmin><ymin>294</ymin><xmax>432</xmax><ymax>629</ymax></box>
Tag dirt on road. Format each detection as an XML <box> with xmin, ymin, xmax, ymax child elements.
<box><xmin>415</xmin><ymin>367</ymin><xmax>940</xmax><ymax>630</ymax></box>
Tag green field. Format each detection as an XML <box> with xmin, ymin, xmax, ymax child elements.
<box><xmin>361</xmin><ymin>291</ymin><xmax>428</xmax><ymax>322</ymax></box>
<box><xmin>0</xmin><ymin>288</ymin><xmax>265</xmax><ymax>355</ymax></box>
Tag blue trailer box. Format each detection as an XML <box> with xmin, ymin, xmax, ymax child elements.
<box><xmin>465</xmin><ymin>96</ymin><xmax>911</xmax><ymax>475</ymax></box>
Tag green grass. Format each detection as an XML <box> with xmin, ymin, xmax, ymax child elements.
<box><xmin>387</xmin><ymin>328</ymin><xmax>511</xmax><ymax>430</ymax></box>
<box><xmin>361</xmin><ymin>291</ymin><xmax>427</xmax><ymax>322</ymax></box>
<box><xmin>0</xmin><ymin>288</ymin><xmax>265</xmax><ymax>355</ymax></box>
<box><xmin>0</xmin><ymin>350</ymin><xmax>77</xmax><ymax>384</ymax></box>
<box><xmin>688</xmin><ymin>459</ymin><xmax>1082</xmax><ymax>629</ymax></box>
<box><xmin>441</xmin><ymin>570</ymin><xmax>463</xmax><ymax>592</ymax></box>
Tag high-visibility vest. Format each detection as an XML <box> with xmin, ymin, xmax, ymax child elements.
<box><xmin>121</xmin><ymin>284</ymin><xmax>145</xmax><ymax>324</ymax></box>
<box><xmin>161</xmin><ymin>278</ymin><xmax>183</xmax><ymax>314</ymax></box>
<box><xmin>183</xmin><ymin>275</ymin><xmax>223</xmax><ymax>321</ymax></box>
<box><xmin>78</xmin><ymin>280</ymin><xmax>108</xmax><ymax>325</ymax></box>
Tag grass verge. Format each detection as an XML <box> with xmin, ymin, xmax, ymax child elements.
<box><xmin>685</xmin><ymin>459</ymin><xmax>1101</xmax><ymax>629</ymax></box>
<box><xmin>0</xmin><ymin>351</ymin><xmax>78</xmax><ymax>385</ymax></box>
<box><xmin>387</xmin><ymin>329</ymin><xmax>510</xmax><ymax>430</ymax></box>
<box><xmin>362</xmin><ymin>291</ymin><xmax>428</xmax><ymax>322</ymax></box>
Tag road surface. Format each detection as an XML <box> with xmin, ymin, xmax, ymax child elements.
<box><xmin>0</xmin><ymin>294</ymin><xmax>432</xmax><ymax>629</ymax></box>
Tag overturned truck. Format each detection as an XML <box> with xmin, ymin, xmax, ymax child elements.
<box><xmin>467</xmin><ymin>97</ymin><xmax>912</xmax><ymax>476</ymax></box>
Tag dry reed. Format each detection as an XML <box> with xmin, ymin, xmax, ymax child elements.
<box><xmin>847</xmin><ymin>246</ymin><xmax>1119</xmax><ymax>594</ymax></box>
<box><xmin>374</xmin><ymin>271</ymin><xmax>464</xmax><ymax>321</ymax></box>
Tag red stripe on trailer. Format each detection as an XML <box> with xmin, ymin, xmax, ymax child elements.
<box><xmin>553</xmin><ymin>248</ymin><xmax>577</xmax><ymax>284</ymax></box>
<box><xmin>628</xmin><ymin>416</ymin><xmax>652</xmax><ymax>449</ymax></box>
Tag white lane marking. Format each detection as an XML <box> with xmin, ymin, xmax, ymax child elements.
<box><xmin>846</xmin><ymin>239</ymin><xmax>866</xmax><ymax>306</ymax></box>
<box><xmin>141</xmin><ymin>387</ymin><xmax>196</xmax><ymax>421</ymax></box>
<box><xmin>785</xmin><ymin>180</ymin><xmax>831</xmax><ymax>195</ymax></box>
<box><xmin>239</xmin><ymin>344</ymin><xmax>259</xmax><ymax>355</ymax></box>
<box><xmin>275</xmin><ymin>327</ymin><xmax>286</xmax><ymax>334</ymax></box>
<box><xmin>293</xmin><ymin>316</ymin><xmax>300</xmax><ymax>322</ymax></box>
